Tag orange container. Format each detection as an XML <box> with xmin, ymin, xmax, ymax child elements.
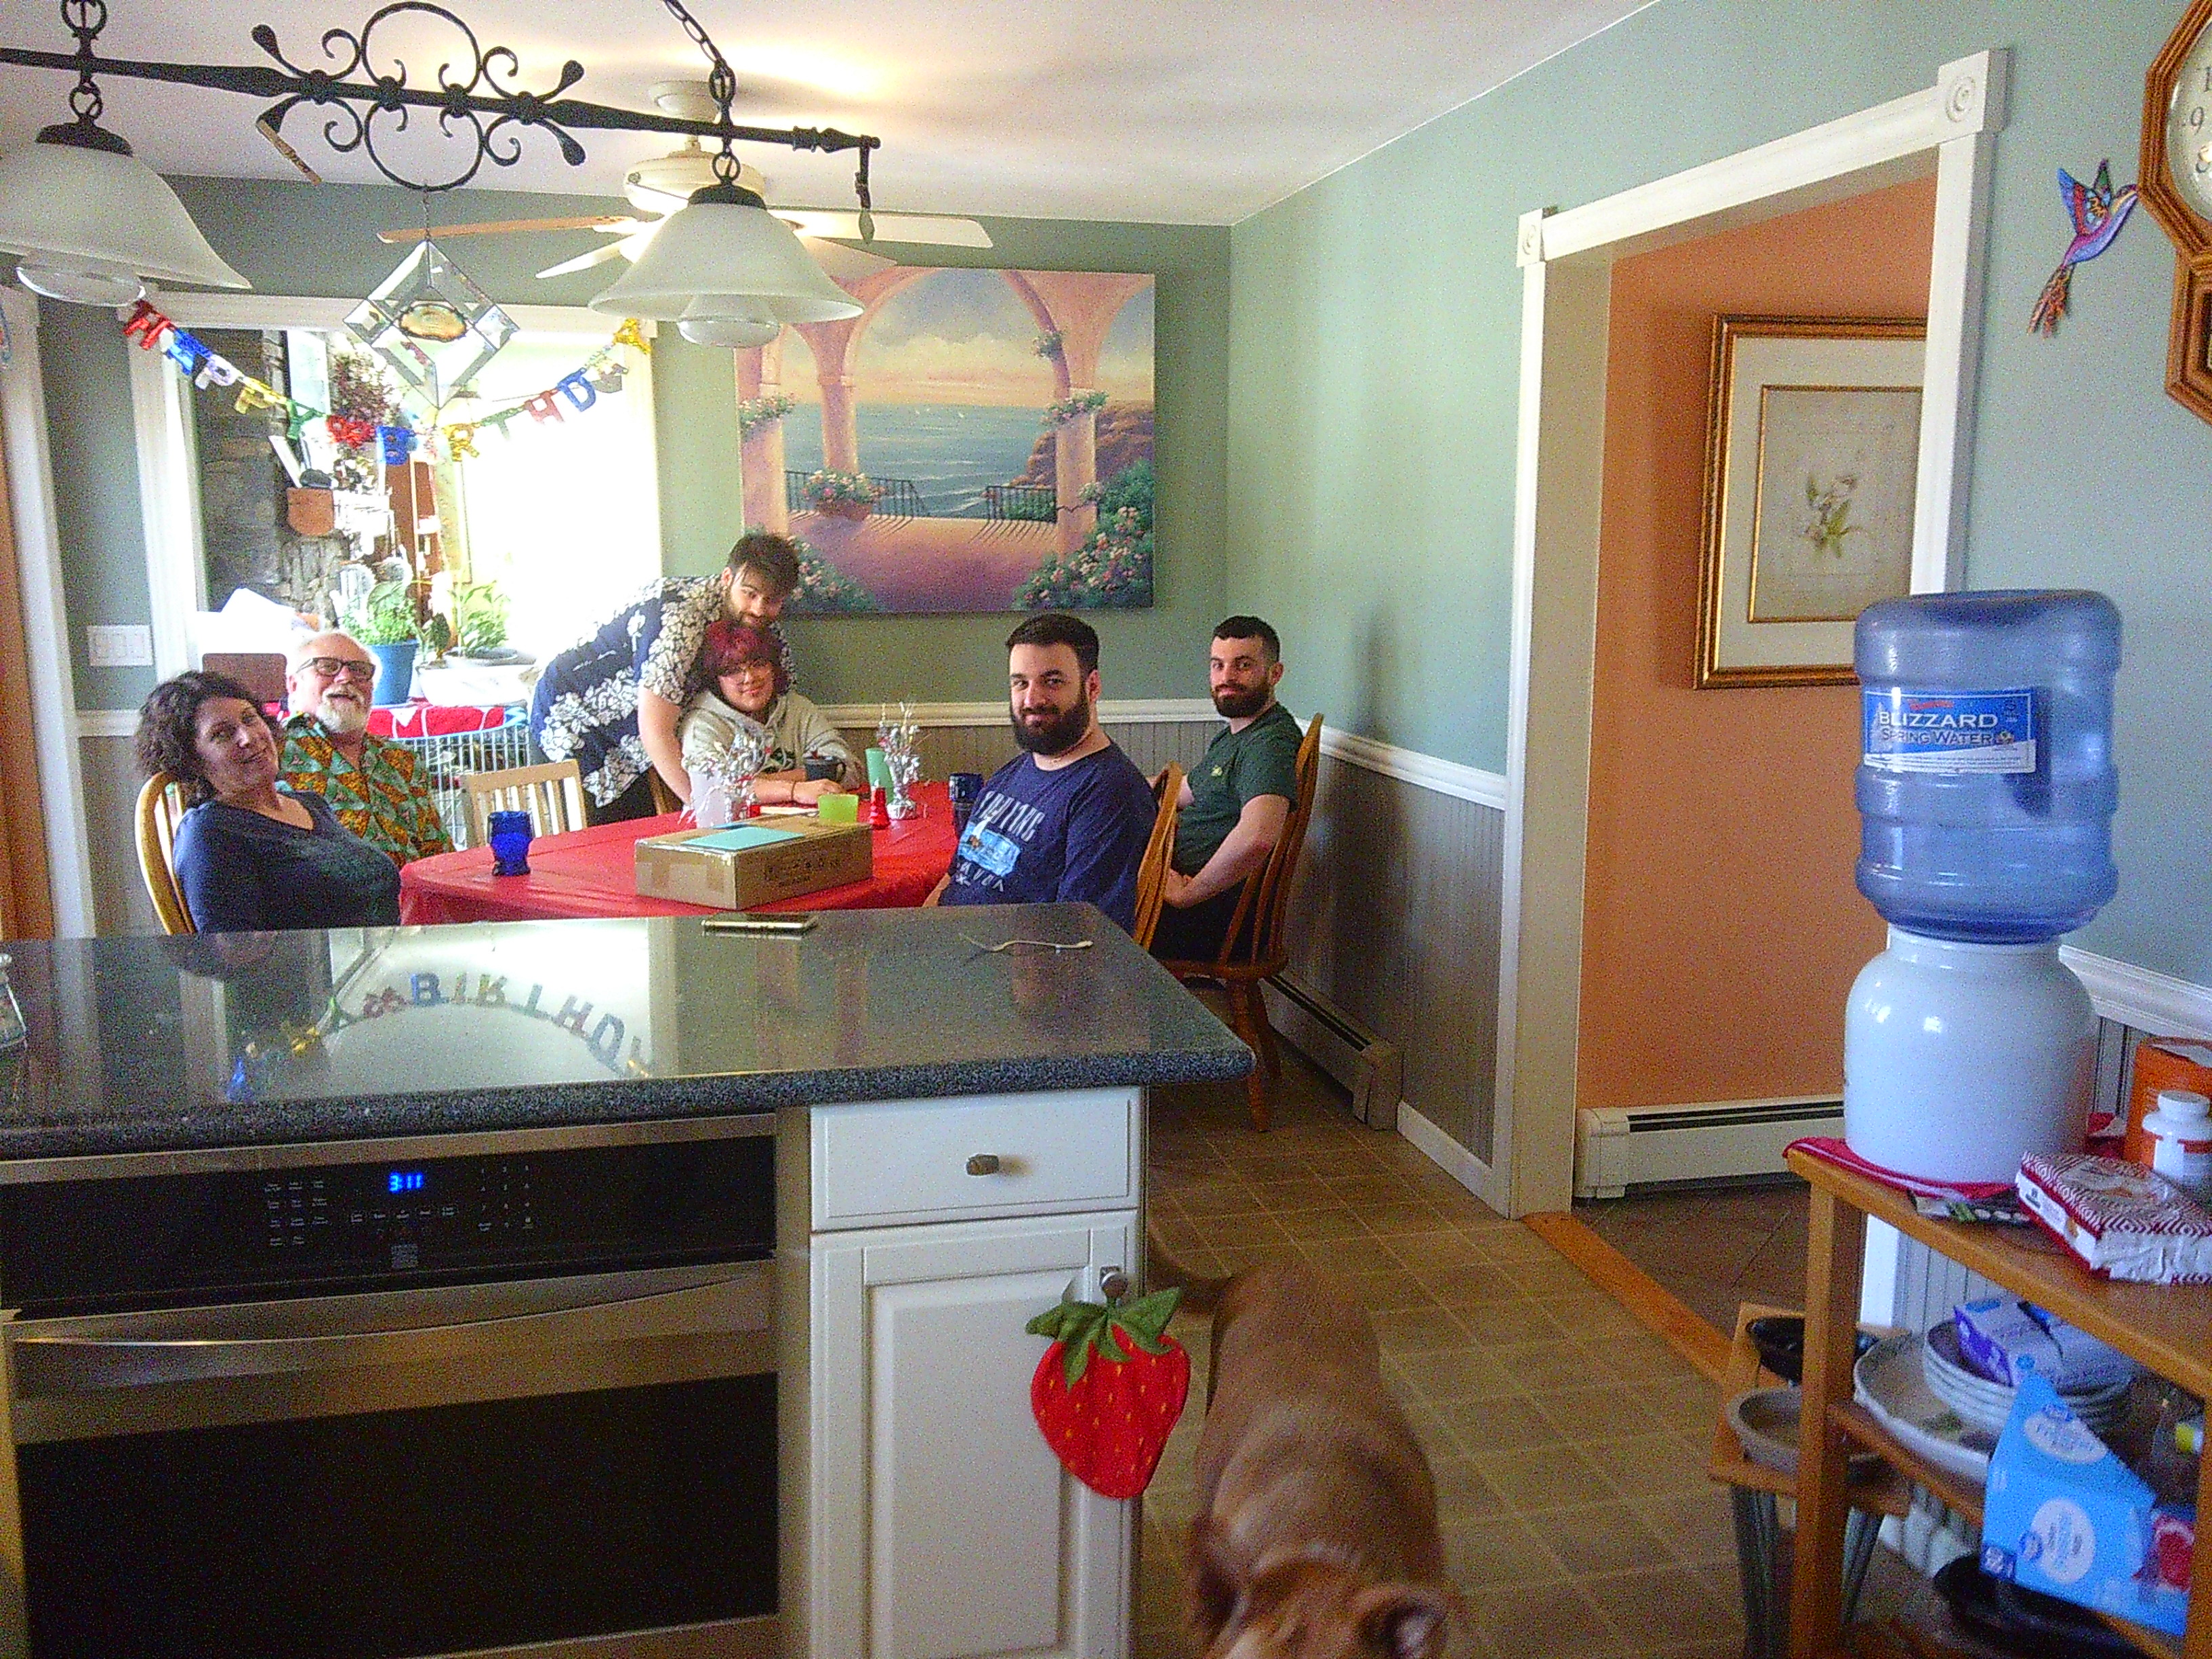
<box><xmin>2122</xmin><ymin>1038</ymin><xmax>2212</xmax><ymax>1164</ymax></box>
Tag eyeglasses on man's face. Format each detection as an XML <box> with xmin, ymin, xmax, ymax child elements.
<box><xmin>302</xmin><ymin>657</ymin><xmax>377</xmax><ymax>682</ymax></box>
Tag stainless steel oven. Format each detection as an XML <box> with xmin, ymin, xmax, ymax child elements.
<box><xmin>0</xmin><ymin>1115</ymin><xmax>779</xmax><ymax>1659</ymax></box>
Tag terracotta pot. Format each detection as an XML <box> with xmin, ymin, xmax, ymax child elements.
<box><xmin>816</xmin><ymin>498</ymin><xmax>874</xmax><ymax>522</ymax></box>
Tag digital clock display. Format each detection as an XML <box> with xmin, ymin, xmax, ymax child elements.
<box><xmin>387</xmin><ymin>1170</ymin><xmax>426</xmax><ymax>1194</ymax></box>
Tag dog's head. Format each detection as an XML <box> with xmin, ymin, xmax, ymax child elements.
<box><xmin>1187</xmin><ymin>1519</ymin><xmax>1456</xmax><ymax>1659</ymax></box>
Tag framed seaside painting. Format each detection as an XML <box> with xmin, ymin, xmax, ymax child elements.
<box><xmin>733</xmin><ymin>268</ymin><xmax>1155</xmax><ymax>615</ymax></box>
<box><xmin>1696</xmin><ymin>315</ymin><xmax>1925</xmax><ymax>688</ymax></box>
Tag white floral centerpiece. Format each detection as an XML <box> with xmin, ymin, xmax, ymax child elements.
<box><xmin>877</xmin><ymin>701</ymin><xmax>923</xmax><ymax>821</ymax></box>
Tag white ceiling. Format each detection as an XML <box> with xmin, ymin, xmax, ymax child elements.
<box><xmin>0</xmin><ymin>0</ymin><xmax>1652</xmax><ymax>224</ymax></box>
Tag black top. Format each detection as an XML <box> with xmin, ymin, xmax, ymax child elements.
<box><xmin>172</xmin><ymin>790</ymin><xmax>403</xmax><ymax>933</ymax></box>
<box><xmin>0</xmin><ymin>907</ymin><xmax>1252</xmax><ymax>1160</ymax></box>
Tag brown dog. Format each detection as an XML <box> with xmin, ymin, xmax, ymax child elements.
<box><xmin>1184</xmin><ymin>1261</ymin><xmax>1457</xmax><ymax>1658</ymax></box>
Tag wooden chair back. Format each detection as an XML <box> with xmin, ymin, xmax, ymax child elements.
<box><xmin>202</xmin><ymin>652</ymin><xmax>290</xmax><ymax>714</ymax></box>
<box><xmin>134</xmin><ymin>773</ymin><xmax>196</xmax><ymax>935</ymax></box>
<box><xmin>460</xmin><ymin>760</ymin><xmax>588</xmax><ymax>845</ymax></box>
<box><xmin>1209</xmin><ymin>712</ymin><xmax>1322</xmax><ymax>973</ymax></box>
<box><xmin>646</xmin><ymin>769</ymin><xmax>681</xmax><ymax>817</ymax></box>
<box><xmin>1129</xmin><ymin>764</ymin><xmax>1184</xmax><ymax>951</ymax></box>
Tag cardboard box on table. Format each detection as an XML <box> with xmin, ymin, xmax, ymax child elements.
<box><xmin>635</xmin><ymin>819</ymin><xmax>872</xmax><ymax>910</ymax></box>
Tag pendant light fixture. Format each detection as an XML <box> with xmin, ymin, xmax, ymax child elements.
<box><xmin>0</xmin><ymin>8</ymin><xmax>247</xmax><ymax>304</ymax></box>
<box><xmin>0</xmin><ymin>1</ymin><xmax>885</xmax><ymax>313</ymax></box>
<box><xmin>590</xmin><ymin>52</ymin><xmax>862</xmax><ymax>331</ymax></box>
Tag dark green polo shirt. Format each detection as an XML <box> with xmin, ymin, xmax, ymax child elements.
<box><xmin>1172</xmin><ymin>702</ymin><xmax>1300</xmax><ymax>875</ymax></box>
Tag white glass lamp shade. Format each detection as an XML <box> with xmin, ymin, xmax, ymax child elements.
<box><xmin>0</xmin><ymin>140</ymin><xmax>249</xmax><ymax>304</ymax></box>
<box><xmin>676</xmin><ymin>298</ymin><xmax>782</xmax><ymax>348</ymax></box>
<box><xmin>592</xmin><ymin>197</ymin><xmax>860</xmax><ymax>325</ymax></box>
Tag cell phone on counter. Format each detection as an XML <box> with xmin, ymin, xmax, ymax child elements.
<box><xmin>701</xmin><ymin>912</ymin><xmax>817</xmax><ymax>936</ymax></box>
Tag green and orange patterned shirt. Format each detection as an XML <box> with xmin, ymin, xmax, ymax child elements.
<box><xmin>279</xmin><ymin>715</ymin><xmax>453</xmax><ymax>869</ymax></box>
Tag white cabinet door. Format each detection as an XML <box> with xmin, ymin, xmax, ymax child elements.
<box><xmin>810</xmin><ymin>1211</ymin><xmax>1136</xmax><ymax>1659</ymax></box>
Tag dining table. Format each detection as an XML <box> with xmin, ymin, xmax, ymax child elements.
<box><xmin>399</xmin><ymin>781</ymin><xmax>959</xmax><ymax>926</ymax></box>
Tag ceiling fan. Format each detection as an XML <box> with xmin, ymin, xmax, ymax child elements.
<box><xmin>379</xmin><ymin>81</ymin><xmax>991</xmax><ymax>292</ymax></box>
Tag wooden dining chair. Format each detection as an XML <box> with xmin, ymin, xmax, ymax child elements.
<box><xmin>1129</xmin><ymin>764</ymin><xmax>1184</xmax><ymax>951</ymax></box>
<box><xmin>134</xmin><ymin>773</ymin><xmax>196</xmax><ymax>935</ymax></box>
<box><xmin>646</xmin><ymin>769</ymin><xmax>682</xmax><ymax>817</ymax></box>
<box><xmin>459</xmin><ymin>760</ymin><xmax>588</xmax><ymax>845</ymax></box>
<box><xmin>1156</xmin><ymin>713</ymin><xmax>1323</xmax><ymax>1131</ymax></box>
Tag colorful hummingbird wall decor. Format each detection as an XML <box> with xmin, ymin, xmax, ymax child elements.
<box><xmin>2030</xmin><ymin>161</ymin><xmax>2139</xmax><ymax>335</ymax></box>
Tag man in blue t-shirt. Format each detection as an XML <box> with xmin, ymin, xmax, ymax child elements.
<box><xmin>930</xmin><ymin>613</ymin><xmax>1158</xmax><ymax>933</ymax></box>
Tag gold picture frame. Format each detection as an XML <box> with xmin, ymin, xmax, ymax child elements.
<box><xmin>1696</xmin><ymin>315</ymin><xmax>1925</xmax><ymax>689</ymax></box>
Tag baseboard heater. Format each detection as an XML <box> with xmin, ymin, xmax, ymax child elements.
<box><xmin>1261</xmin><ymin>976</ymin><xmax>1403</xmax><ymax>1131</ymax></box>
<box><xmin>1573</xmin><ymin>1095</ymin><xmax>1843</xmax><ymax>1199</ymax></box>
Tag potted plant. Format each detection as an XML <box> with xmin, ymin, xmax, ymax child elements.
<box><xmin>802</xmin><ymin>468</ymin><xmax>878</xmax><ymax>522</ymax></box>
<box><xmin>451</xmin><ymin>581</ymin><xmax>514</xmax><ymax>659</ymax></box>
<box><xmin>344</xmin><ymin>580</ymin><xmax>424</xmax><ymax>706</ymax></box>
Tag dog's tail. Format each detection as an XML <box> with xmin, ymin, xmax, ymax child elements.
<box><xmin>1143</xmin><ymin>1219</ymin><xmax>1230</xmax><ymax>1315</ymax></box>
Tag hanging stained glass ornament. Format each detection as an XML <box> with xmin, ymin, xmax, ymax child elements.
<box><xmin>345</xmin><ymin>239</ymin><xmax>516</xmax><ymax>414</ymax></box>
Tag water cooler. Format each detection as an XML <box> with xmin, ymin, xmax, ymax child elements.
<box><xmin>1843</xmin><ymin>591</ymin><xmax>2121</xmax><ymax>1184</ymax></box>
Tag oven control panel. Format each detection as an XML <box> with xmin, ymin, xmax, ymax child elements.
<box><xmin>262</xmin><ymin>1157</ymin><xmax>545</xmax><ymax>1264</ymax></box>
<box><xmin>2</xmin><ymin>1129</ymin><xmax>775</xmax><ymax>1314</ymax></box>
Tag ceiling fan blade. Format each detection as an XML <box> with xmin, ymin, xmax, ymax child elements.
<box><xmin>777</xmin><ymin>209</ymin><xmax>993</xmax><ymax>249</ymax></box>
<box><xmin>535</xmin><ymin>243</ymin><xmax>633</xmax><ymax>281</ymax></box>
<box><xmin>801</xmin><ymin>238</ymin><xmax>897</xmax><ymax>283</ymax></box>
<box><xmin>377</xmin><ymin>216</ymin><xmax>636</xmax><ymax>244</ymax></box>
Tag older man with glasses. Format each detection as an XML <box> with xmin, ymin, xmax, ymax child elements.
<box><xmin>278</xmin><ymin>632</ymin><xmax>452</xmax><ymax>867</ymax></box>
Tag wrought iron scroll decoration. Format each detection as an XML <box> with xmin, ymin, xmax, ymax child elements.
<box><xmin>0</xmin><ymin>0</ymin><xmax>882</xmax><ymax>205</ymax></box>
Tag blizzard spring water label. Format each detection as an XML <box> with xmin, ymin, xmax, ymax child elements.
<box><xmin>1862</xmin><ymin>688</ymin><xmax>2038</xmax><ymax>775</ymax></box>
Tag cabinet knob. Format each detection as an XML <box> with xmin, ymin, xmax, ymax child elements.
<box><xmin>965</xmin><ymin>1153</ymin><xmax>1002</xmax><ymax>1176</ymax></box>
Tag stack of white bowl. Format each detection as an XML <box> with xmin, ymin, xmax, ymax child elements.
<box><xmin>1920</xmin><ymin>1321</ymin><xmax>2133</xmax><ymax>1436</ymax></box>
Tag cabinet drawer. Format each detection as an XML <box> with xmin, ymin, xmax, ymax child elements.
<box><xmin>812</xmin><ymin>1088</ymin><xmax>1139</xmax><ymax>1230</ymax></box>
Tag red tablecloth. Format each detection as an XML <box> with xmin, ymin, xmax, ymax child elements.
<box><xmin>399</xmin><ymin>781</ymin><xmax>957</xmax><ymax>926</ymax></box>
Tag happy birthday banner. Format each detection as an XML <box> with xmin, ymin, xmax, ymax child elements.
<box><xmin>117</xmin><ymin>301</ymin><xmax>652</xmax><ymax>464</ymax></box>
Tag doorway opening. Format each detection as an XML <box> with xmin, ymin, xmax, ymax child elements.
<box><xmin>1492</xmin><ymin>52</ymin><xmax>2008</xmax><ymax>1221</ymax></box>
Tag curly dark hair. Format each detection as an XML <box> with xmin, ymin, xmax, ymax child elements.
<box><xmin>136</xmin><ymin>671</ymin><xmax>264</xmax><ymax>806</ymax></box>
<box><xmin>726</xmin><ymin>531</ymin><xmax>802</xmax><ymax>600</ymax></box>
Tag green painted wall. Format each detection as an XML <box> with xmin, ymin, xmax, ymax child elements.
<box><xmin>1228</xmin><ymin>0</ymin><xmax>2212</xmax><ymax>983</ymax></box>
<box><xmin>41</xmin><ymin>178</ymin><xmax>1228</xmax><ymax>710</ymax></box>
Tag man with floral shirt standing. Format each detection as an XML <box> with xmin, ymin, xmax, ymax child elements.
<box><xmin>279</xmin><ymin>632</ymin><xmax>452</xmax><ymax>867</ymax></box>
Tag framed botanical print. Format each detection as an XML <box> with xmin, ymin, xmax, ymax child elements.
<box><xmin>1696</xmin><ymin>315</ymin><xmax>1925</xmax><ymax>688</ymax></box>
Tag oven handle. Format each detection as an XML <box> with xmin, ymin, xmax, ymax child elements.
<box><xmin>10</xmin><ymin>1266</ymin><xmax>771</xmax><ymax>1395</ymax></box>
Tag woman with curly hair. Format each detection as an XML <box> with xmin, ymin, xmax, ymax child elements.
<box><xmin>677</xmin><ymin>619</ymin><xmax>855</xmax><ymax>806</ymax></box>
<box><xmin>137</xmin><ymin>671</ymin><xmax>401</xmax><ymax>932</ymax></box>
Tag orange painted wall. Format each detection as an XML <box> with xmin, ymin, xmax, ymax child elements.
<box><xmin>1576</xmin><ymin>177</ymin><xmax>1936</xmax><ymax>1109</ymax></box>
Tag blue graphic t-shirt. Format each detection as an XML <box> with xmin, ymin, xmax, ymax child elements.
<box><xmin>942</xmin><ymin>740</ymin><xmax>1157</xmax><ymax>933</ymax></box>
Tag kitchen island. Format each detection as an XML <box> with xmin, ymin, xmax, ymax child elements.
<box><xmin>0</xmin><ymin>904</ymin><xmax>1250</xmax><ymax>1659</ymax></box>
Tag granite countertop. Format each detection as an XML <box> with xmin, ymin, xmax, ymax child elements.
<box><xmin>0</xmin><ymin>905</ymin><xmax>1251</xmax><ymax>1160</ymax></box>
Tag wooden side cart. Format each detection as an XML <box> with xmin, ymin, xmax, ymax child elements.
<box><xmin>1786</xmin><ymin>1147</ymin><xmax>2212</xmax><ymax>1659</ymax></box>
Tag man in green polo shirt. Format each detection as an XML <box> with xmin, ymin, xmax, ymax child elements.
<box><xmin>1152</xmin><ymin>616</ymin><xmax>1300</xmax><ymax>962</ymax></box>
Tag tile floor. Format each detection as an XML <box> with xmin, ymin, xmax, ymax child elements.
<box><xmin>1136</xmin><ymin>1052</ymin><xmax>1750</xmax><ymax>1659</ymax></box>
<box><xmin>1572</xmin><ymin>1183</ymin><xmax>1812</xmax><ymax>1336</ymax></box>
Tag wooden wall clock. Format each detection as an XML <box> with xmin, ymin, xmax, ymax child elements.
<box><xmin>2140</xmin><ymin>0</ymin><xmax>2212</xmax><ymax>424</ymax></box>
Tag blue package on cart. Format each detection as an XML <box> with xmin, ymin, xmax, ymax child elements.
<box><xmin>1980</xmin><ymin>1373</ymin><xmax>2194</xmax><ymax>1638</ymax></box>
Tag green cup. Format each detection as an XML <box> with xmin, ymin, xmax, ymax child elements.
<box><xmin>817</xmin><ymin>792</ymin><xmax>860</xmax><ymax>825</ymax></box>
<box><xmin>865</xmin><ymin>747</ymin><xmax>891</xmax><ymax>790</ymax></box>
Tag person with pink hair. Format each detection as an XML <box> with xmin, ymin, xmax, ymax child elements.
<box><xmin>676</xmin><ymin>619</ymin><xmax>856</xmax><ymax>807</ymax></box>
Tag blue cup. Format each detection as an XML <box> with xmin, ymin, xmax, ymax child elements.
<box><xmin>948</xmin><ymin>771</ymin><xmax>983</xmax><ymax>837</ymax></box>
<box><xmin>487</xmin><ymin>809</ymin><xmax>533</xmax><ymax>876</ymax></box>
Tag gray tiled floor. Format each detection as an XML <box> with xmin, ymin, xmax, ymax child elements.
<box><xmin>1136</xmin><ymin>1048</ymin><xmax>1748</xmax><ymax>1659</ymax></box>
<box><xmin>1572</xmin><ymin>1183</ymin><xmax>1811</xmax><ymax>1335</ymax></box>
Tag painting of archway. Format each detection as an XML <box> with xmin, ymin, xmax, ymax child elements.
<box><xmin>735</xmin><ymin>268</ymin><xmax>1155</xmax><ymax>614</ymax></box>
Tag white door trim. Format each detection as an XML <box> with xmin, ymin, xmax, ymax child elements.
<box><xmin>1494</xmin><ymin>51</ymin><xmax>2009</xmax><ymax>1217</ymax></box>
<box><xmin>0</xmin><ymin>290</ymin><xmax>96</xmax><ymax>936</ymax></box>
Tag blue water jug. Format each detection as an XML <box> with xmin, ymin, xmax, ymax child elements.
<box><xmin>1853</xmin><ymin>590</ymin><xmax>2119</xmax><ymax>943</ymax></box>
